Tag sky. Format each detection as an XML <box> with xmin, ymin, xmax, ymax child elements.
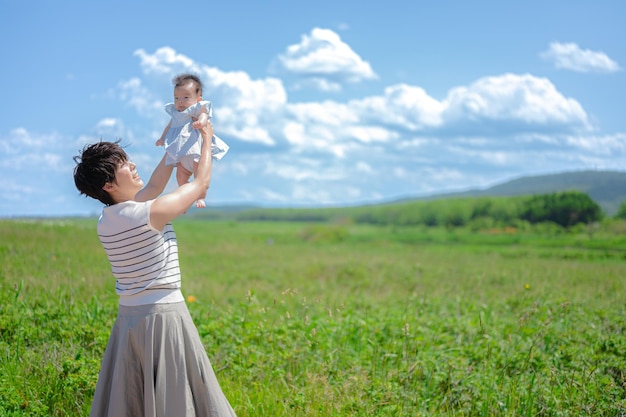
<box><xmin>1</xmin><ymin>0</ymin><xmax>624</xmax><ymax>217</ymax></box>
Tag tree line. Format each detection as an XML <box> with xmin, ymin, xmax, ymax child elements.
<box><xmin>230</xmin><ymin>191</ymin><xmax>624</xmax><ymax>228</ymax></box>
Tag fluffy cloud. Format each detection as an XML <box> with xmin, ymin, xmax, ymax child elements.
<box><xmin>10</xmin><ymin>34</ymin><xmax>613</xmax><ymax>215</ymax></box>
<box><xmin>353</xmin><ymin>84</ymin><xmax>443</xmax><ymax>130</ymax></box>
<box><xmin>564</xmin><ymin>133</ymin><xmax>626</xmax><ymax>155</ymax></box>
<box><xmin>541</xmin><ymin>42</ymin><xmax>621</xmax><ymax>73</ymax></box>
<box><xmin>112</xmin><ymin>43</ymin><xmax>608</xmax><ymax>207</ymax></box>
<box><xmin>132</xmin><ymin>47</ymin><xmax>287</xmax><ymax>148</ymax></box>
<box><xmin>127</xmin><ymin>40</ymin><xmax>594</xmax><ymax>162</ymax></box>
<box><xmin>277</xmin><ymin>27</ymin><xmax>377</xmax><ymax>90</ymax></box>
<box><xmin>1</xmin><ymin>128</ymin><xmax>56</xmax><ymax>152</ymax></box>
<box><xmin>115</xmin><ymin>77</ymin><xmax>164</xmax><ymax>118</ymax></box>
<box><xmin>134</xmin><ymin>47</ymin><xmax>198</xmax><ymax>75</ymax></box>
<box><xmin>440</xmin><ymin>73</ymin><xmax>591</xmax><ymax>133</ymax></box>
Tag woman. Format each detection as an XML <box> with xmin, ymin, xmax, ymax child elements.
<box><xmin>73</xmin><ymin>122</ymin><xmax>237</xmax><ymax>417</ymax></box>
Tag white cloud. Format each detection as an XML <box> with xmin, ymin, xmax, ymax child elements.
<box><xmin>541</xmin><ymin>42</ymin><xmax>621</xmax><ymax>73</ymax></box>
<box><xmin>339</xmin><ymin>74</ymin><xmax>590</xmax><ymax>138</ymax></box>
<box><xmin>393</xmin><ymin>167</ymin><xmax>408</xmax><ymax>179</ymax></box>
<box><xmin>343</xmin><ymin>125</ymin><xmax>397</xmax><ymax>143</ymax></box>
<box><xmin>263</xmin><ymin>159</ymin><xmax>344</xmax><ymax>181</ymax></box>
<box><xmin>397</xmin><ymin>137</ymin><xmax>437</xmax><ymax>150</ymax></box>
<box><xmin>1</xmin><ymin>128</ymin><xmax>61</xmax><ymax>151</ymax></box>
<box><xmin>294</xmin><ymin>78</ymin><xmax>342</xmax><ymax>92</ymax></box>
<box><xmin>116</xmin><ymin>77</ymin><xmax>164</xmax><ymax>117</ymax></box>
<box><xmin>564</xmin><ymin>133</ymin><xmax>626</xmax><ymax>155</ymax></box>
<box><xmin>134</xmin><ymin>47</ymin><xmax>198</xmax><ymax>75</ymax></box>
<box><xmin>135</xmin><ymin>47</ymin><xmax>287</xmax><ymax>112</ymax></box>
<box><xmin>420</xmin><ymin>166</ymin><xmax>467</xmax><ymax>183</ymax></box>
<box><xmin>278</xmin><ymin>28</ymin><xmax>377</xmax><ymax>90</ymax></box>
<box><xmin>352</xmin><ymin>84</ymin><xmax>443</xmax><ymax>130</ymax></box>
<box><xmin>258</xmin><ymin>187</ymin><xmax>290</xmax><ymax>202</ymax></box>
<box><xmin>0</xmin><ymin>152</ymin><xmax>64</xmax><ymax>172</ymax></box>
<box><xmin>231</xmin><ymin>162</ymin><xmax>248</xmax><ymax>175</ymax></box>
<box><xmin>96</xmin><ymin>118</ymin><xmax>119</xmax><ymax>128</ymax></box>
<box><xmin>447</xmin><ymin>146</ymin><xmax>515</xmax><ymax>166</ymax></box>
<box><xmin>441</xmin><ymin>73</ymin><xmax>591</xmax><ymax>131</ymax></box>
<box><xmin>288</xmin><ymin>101</ymin><xmax>358</xmax><ymax>126</ymax></box>
<box><xmin>123</xmin><ymin>47</ymin><xmax>593</xmax><ymax>163</ymax></box>
<box><xmin>131</xmin><ymin>47</ymin><xmax>286</xmax><ymax>147</ymax></box>
<box><xmin>291</xmin><ymin>184</ymin><xmax>334</xmax><ymax>203</ymax></box>
<box><xmin>282</xmin><ymin>121</ymin><xmax>348</xmax><ymax>157</ymax></box>
<box><xmin>356</xmin><ymin>161</ymin><xmax>373</xmax><ymax>173</ymax></box>
<box><xmin>223</xmin><ymin>126</ymin><xmax>275</xmax><ymax>146</ymax></box>
<box><xmin>91</xmin><ymin>117</ymin><xmax>141</xmax><ymax>145</ymax></box>
<box><xmin>39</xmin><ymin>41</ymin><xmax>615</xmax><ymax>216</ymax></box>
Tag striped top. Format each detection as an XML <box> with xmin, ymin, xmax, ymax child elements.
<box><xmin>97</xmin><ymin>200</ymin><xmax>184</xmax><ymax>306</ymax></box>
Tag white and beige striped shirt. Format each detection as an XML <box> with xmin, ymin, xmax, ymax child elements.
<box><xmin>98</xmin><ymin>200</ymin><xmax>184</xmax><ymax>306</ymax></box>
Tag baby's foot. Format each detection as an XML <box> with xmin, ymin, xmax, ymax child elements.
<box><xmin>195</xmin><ymin>199</ymin><xmax>206</xmax><ymax>209</ymax></box>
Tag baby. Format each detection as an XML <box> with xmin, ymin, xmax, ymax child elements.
<box><xmin>156</xmin><ymin>73</ymin><xmax>229</xmax><ymax>208</ymax></box>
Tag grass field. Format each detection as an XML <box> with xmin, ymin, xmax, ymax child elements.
<box><xmin>1</xmin><ymin>219</ymin><xmax>625</xmax><ymax>416</ymax></box>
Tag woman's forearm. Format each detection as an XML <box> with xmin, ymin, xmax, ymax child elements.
<box><xmin>135</xmin><ymin>155</ymin><xmax>174</xmax><ymax>202</ymax></box>
<box><xmin>193</xmin><ymin>123</ymin><xmax>214</xmax><ymax>191</ymax></box>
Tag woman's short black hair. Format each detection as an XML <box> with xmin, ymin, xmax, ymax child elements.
<box><xmin>73</xmin><ymin>140</ymin><xmax>127</xmax><ymax>206</ymax></box>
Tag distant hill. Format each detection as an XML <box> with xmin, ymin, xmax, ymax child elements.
<box><xmin>195</xmin><ymin>170</ymin><xmax>626</xmax><ymax>220</ymax></box>
<box><xmin>413</xmin><ymin>170</ymin><xmax>626</xmax><ymax>216</ymax></box>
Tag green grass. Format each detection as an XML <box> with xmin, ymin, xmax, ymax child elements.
<box><xmin>1</xmin><ymin>219</ymin><xmax>625</xmax><ymax>416</ymax></box>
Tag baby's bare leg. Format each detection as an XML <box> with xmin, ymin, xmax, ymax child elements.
<box><xmin>176</xmin><ymin>163</ymin><xmax>193</xmax><ymax>187</ymax></box>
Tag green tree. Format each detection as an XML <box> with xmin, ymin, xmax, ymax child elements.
<box><xmin>520</xmin><ymin>191</ymin><xmax>602</xmax><ymax>227</ymax></box>
<box><xmin>615</xmin><ymin>200</ymin><xmax>626</xmax><ymax>219</ymax></box>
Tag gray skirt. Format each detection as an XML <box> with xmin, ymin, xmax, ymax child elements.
<box><xmin>89</xmin><ymin>302</ymin><xmax>237</xmax><ymax>417</ymax></box>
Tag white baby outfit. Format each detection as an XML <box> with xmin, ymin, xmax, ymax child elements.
<box><xmin>163</xmin><ymin>101</ymin><xmax>229</xmax><ymax>172</ymax></box>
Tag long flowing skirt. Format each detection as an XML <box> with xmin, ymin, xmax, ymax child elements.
<box><xmin>89</xmin><ymin>302</ymin><xmax>237</xmax><ymax>417</ymax></box>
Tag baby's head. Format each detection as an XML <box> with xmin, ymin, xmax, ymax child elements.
<box><xmin>173</xmin><ymin>73</ymin><xmax>204</xmax><ymax>111</ymax></box>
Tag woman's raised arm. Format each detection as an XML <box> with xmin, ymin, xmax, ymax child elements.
<box><xmin>148</xmin><ymin>122</ymin><xmax>214</xmax><ymax>230</ymax></box>
<box><xmin>135</xmin><ymin>154</ymin><xmax>174</xmax><ymax>203</ymax></box>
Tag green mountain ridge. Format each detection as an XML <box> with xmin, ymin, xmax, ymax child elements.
<box><xmin>411</xmin><ymin>170</ymin><xmax>626</xmax><ymax>216</ymax></box>
<box><xmin>192</xmin><ymin>170</ymin><xmax>626</xmax><ymax>219</ymax></box>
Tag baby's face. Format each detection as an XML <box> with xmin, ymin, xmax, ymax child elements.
<box><xmin>173</xmin><ymin>82</ymin><xmax>201</xmax><ymax>111</ymax></box>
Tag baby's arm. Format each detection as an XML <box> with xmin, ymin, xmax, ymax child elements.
<box><xmin>192</xmin><ymin>107</ymin><xmax>209</xmax><ymax>129</ymax></box>
<box><xmin>155</xmin><ymin>120</ymin><xmax>172</xmax><ymax>146</ymax></box>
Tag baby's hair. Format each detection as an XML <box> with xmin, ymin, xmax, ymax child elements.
<box><xmin>173</xmin><ymin>73</ymin><xmax>203</xmax><ymax>96</ymax></box>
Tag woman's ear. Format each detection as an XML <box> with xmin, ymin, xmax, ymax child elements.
<box><xmin>102</xmin><ymin>182</ymin><xmax>116</xmax><ymax>192</ymax></box>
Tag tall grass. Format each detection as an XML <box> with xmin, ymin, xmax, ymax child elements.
<box><xmin>1</xmin><ymin>219</ymin><xmax>625</xmax><ymax>416</ymax></box>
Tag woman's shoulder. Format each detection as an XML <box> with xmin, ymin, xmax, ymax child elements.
<box><xmin>98</xmin><ymin>201</ymin><xmax>154</xmax><ymax>235</ymax></box>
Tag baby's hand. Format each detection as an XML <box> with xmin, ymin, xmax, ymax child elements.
<box><xmin>192</xmin><ymin>118</ymin><xmax>208</xmax><ymax>129</ymax></box>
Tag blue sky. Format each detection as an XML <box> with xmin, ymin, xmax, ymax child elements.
<box><xmin>1</xmin><ymin>0</ymin><xmax>624</xmax><ymax>217</ymax></box>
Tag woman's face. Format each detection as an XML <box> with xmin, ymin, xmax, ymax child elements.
<box><xmin>112</xmin><ymin>160</ymin><xmax>143</xmax><ymax>197</ymax></box>
<box><xmin>173</xmin><ymin>82</ymin><xmax>201</xmax><ymax>111</ymax></box>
